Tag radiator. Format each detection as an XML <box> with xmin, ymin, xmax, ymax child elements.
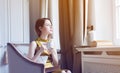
<box><xmin>76</xmin><ymin>46</ymin><xmax>120</xmax><ymax>73</ymax></box>
<box><xmin>83</xmin><ymin>62</ymin><xmax>120</xmax><ymax>73</ymax></box>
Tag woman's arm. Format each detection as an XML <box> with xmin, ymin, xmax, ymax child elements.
<box><xmin>31</xmin><ymin>45</ymin><xmax>45</xmax><ymax>62</ymax></box>
<box><xmin>50</xmin><ymin>48</ymin><xmax>59</xmax><ymax>66</ymax></box>
<box><xmin>48</xmin><ymin>39</ymin><xmax>59</xmax><ymax>66</ymax></box>
<box><xmin>27</xmin><ymin>41</ymin><xmax>44</xmax><ymax>62</ymax></box>
<box><xmin>27</xmin><ymin>41</ymin><xmax>37</xmax><ymax>59</ymax></box>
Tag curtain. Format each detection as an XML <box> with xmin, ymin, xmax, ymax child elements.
<box><xmin>39</xmin><ymin>0</ymin><xmax>48</xmax><ymax>18</ymax></box>
<box><xmin>39</xmin><ymin>0</ymin><xmax>95</xmax><ymax>72</ymax></box>
<box><xmin>59</xmin><ymin>0</ymin><xmax>89</xmax><ymax>72</ymax></box>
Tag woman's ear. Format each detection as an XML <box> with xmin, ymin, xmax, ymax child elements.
<box><xmin>39</xmin><ymin>26</ymin><xmax>42</xmax><ymax>30</ymax></box>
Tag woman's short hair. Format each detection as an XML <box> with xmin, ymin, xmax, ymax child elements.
<box><xmin>35</xmin><ymin>18</ymin><xmax>52</xmax><ymax>37</ymax></box>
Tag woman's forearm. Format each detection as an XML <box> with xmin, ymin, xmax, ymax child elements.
<box><xmin>51</xmin><ymin>49</ymin><xmax>59</xmax><ymax>66</ymax></box>
<box><xmin>52</xmin><ymin>54</ymin><xmax>58</xmax><ymax>66</ymax></box>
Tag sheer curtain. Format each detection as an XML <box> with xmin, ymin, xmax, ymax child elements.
<box><xmin>39</xmin><ymin>0</ymin><xmax>48</xmax><ymax>18</ymax></box>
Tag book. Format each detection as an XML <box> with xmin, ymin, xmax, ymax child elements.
<box><xmin>90</xmin><ymin>40</ymin><xmax>113</xmax><ymax>47</ymax></box>
<box><xmin>96</xmin><ymin>40</ymin><xmax>113</xmax><ymax>46</ymax></box>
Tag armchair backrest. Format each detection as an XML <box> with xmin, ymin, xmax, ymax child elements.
<box><xmin>7</xmin><ymin>43</ymin><xmax>44</xmax><ymax>73</ymax></box>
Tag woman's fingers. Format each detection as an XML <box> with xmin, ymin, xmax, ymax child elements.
<box><xmin>41</xmin><ymin>44</ymin><xmax>47</xmax><ymax>50</ymax></box>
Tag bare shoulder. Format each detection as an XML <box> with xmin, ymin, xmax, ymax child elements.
<box><xmin>30</xmin><ymin>41</ymin><xmax>37</xmax><ymax>48</ymax></box>
<box><xmin>30</xmin><ymin>41</ymin><xmax>37</xmax><ymax>45</ymax></box>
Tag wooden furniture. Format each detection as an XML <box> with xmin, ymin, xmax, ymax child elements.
<box><xmin>73</xmin><ymin>46</ymin><xmax>120</xmax><ymax>73</ymax></box>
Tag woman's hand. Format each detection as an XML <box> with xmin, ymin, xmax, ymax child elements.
<box><xmin>47</xmin><ymin>48</ymin><xmax>54</xmax><ymax>54</ymax></box>
<box><xmin>40</xmin><ymin>44</ymin><xmax>47</xmax><ymax>51</ymax></box>
<box><xmin>31</xmin><ymin>44</ymin><xmax>48</xmax><ymax>62</ymax></box>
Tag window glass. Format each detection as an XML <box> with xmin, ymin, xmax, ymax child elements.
<box><xmin>116</xmin><ymin>0</ymin><xmax>120</xmax><ymax>5</ymax></box>
<box><xmin>115</xmin><ymin>0</ymin><xmax>120</xmax><ymax>39</ymax></box>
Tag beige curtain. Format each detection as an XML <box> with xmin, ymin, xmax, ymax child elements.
<box><xmin>59</xmin><ymin>0</ymin><xmax>89</xmax><ymax>71</ymax></box>
<box><xmin>39</xmin><ymin>0</ymin><xmax>95</xmax><ymax>72</ymax></box>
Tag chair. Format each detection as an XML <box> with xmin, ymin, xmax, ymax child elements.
<box><xmin>7</xmin><ymin>43</ymin><xmax>45</xmax><ymax>73</ymax></box>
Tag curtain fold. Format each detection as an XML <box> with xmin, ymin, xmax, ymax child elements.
<box><xmin>39</xmin><ymin>0</ymin><xmax>96</xmax><ymax>72</ymax></box>
<box><xmin>59</xmin><ymin>0</ymin><xmax>73</xmax><ymax>70</ymax></box>
<box><xmin>39</xmin><ymin>0</ymin><xmax>48</xmax><ymax>18</ymax></box>
<box><xmin>59</xmin><ymin>0</ymin><xmax>89</xmax><ymax>72</ymax></box>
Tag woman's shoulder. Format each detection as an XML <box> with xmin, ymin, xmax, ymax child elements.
<box><xmin>30</xmin><ymin>41</ymin><xmax>37</xmax><ymax>47</ymax></box>
<box><xmin>34</xmin><ymin>39</ymin><xmax>42</xmax><ymax>47</ymax></box>
<box><xmin>48</xmin><ymin>39</ymin><xmax>55</xmax><ymax>48</ymax></box>
<box><xmin>48</xmin><ymin>38</ymin><xmax>54</xmax><ymax>42</ymax></box>
<box><xmin>28</xmin><ymin>41</ymin><xmax>37</xmax><ymax>51</ymax></box>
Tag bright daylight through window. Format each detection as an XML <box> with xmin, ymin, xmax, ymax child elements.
<box><xmin>116</xmin><ymin>0</ymin><xmax>120</xmax><ymax>39</ymax></box>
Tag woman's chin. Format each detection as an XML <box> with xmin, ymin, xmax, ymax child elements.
<box><xmin>49</xmin><ymin>31</ymin><xmax>53</xmax><ymax>34</ymax></box>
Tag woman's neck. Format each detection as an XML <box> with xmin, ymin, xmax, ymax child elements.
<box><xmin>40</xmin><ymin>34</ymin><xmax>48</xmax><ymax>40</ymax></box>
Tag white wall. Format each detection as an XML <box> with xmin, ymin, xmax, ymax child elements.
<box><xmin>0</xmin><ymin>0</ymin><xmax>8</xmax><ymax>73</ymax></box>
<box><xmin>0</xmin><ymin>0</ymin><xmax>30</xmax><ymax>73</ymax></box>
<box><xmin>93</xmin><ymin>0</ymin><xmax>113</xmax><ymax>41</ymax></box>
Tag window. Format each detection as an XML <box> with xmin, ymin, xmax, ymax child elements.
<box><xmin>115</xmin><ymin>0</ymin><xmax>120</xmax><ymax>39</ymax></box>
<box><xmin>113</xmin><ymin>0</ymin><xmax>120</xmax><ymax>45</ymax></box>
<box><xmin>50</xmin><ymin>0</ymin><xmax>60</xmax><ymax>50</ymax></box>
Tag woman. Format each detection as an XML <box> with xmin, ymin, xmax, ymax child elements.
<box><xmin>27</xmin><ymin>18</ymin><xmax>71</xmax><ymax>73</ymax></box>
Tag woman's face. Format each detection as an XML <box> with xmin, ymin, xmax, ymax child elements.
<box><xmin>40</xmin><ymin>20</ymin><xmax>53</xmax><ymax>35</ymax></box>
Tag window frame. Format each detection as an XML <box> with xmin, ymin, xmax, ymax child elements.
<box><xmin>113</xmin><ymin>0</ymin><xmax>120</xmax><ymax>45</ymax></box>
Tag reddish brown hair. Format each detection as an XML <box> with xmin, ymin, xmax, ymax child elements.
<box><xmin>35</xmin><ymin>18</ymin><xmax>52</xmax><ymax>37</ymax></box>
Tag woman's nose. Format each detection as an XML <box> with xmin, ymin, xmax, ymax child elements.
<box><xmin>50</xmin><ymin>26</ymin><xmax>52</xmax><ymax>28</ymax></box>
